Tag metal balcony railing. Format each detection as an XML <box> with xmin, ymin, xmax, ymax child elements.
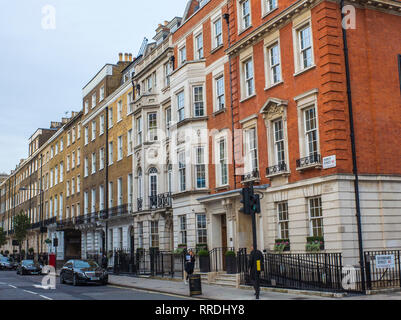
<box><xmin>148</xmin><ymin>193</ymin><xmax>172</xmax><ymax>210</ymax></box>
<box><xmin>266</xmin><ymin>162</ymin><xmax>288</xmax><ymax>176</ymax></box>
<box><xmin>296</xmin><ymin>154</ymin><xmax>322</xmax><ymax>169</ymax></box>
<box><xmin>241</xmin><ymin>169</ymin><xmax>260</xmax><ymax>182</ymax></box>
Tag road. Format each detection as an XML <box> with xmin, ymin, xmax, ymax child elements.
<box><xmin>0</xmin><ymin>270</ymin><xmax>191</xmax><ymax>300</ymax></box>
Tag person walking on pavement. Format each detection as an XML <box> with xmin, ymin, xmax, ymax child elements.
<box><xmin>249</xmin><ymin>245</ymin><xmax>264</xmax><ymax>299</ymax></box>
<box><xmin>102</xmin><ymin>253</ymin><xmax>108</xmax><ymax>270</ymax></box>
<box><xmin>184</xmin><ymin>249</ymin><xmax>196</xmax><ymax>285</ymax></box>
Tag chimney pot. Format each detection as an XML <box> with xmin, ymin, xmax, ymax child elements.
<box><xmin>119</xmin><ymin>53</ymin><xmax>123</xmax><ymax>62</ymax></box>
<box><xmin>124</xmin><ymin>53</ymin><xmax>129</xmax><ymax>62</ymax></box>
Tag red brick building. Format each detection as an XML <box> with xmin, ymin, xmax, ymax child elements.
<box><xmin>190</xmin><ymin>0</ymin><xmax>401</xmax><ymax>265</ymax></box>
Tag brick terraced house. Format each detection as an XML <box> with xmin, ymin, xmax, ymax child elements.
<box><xmin>0</xmin><ymin>0</ymin><xmax>400</xmax><ymax>273</ymax></box>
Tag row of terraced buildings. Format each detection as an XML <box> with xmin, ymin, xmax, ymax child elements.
<box><xmin>1</xmin><ymin>0</ymin><xmax>401</xmax><ymax>269</ymax></box>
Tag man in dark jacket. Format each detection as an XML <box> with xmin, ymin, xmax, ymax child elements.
<box><xmin>248</xmin><ymin>246</ymin><xmax>264</xmax><ymax>299</ymax></box>
<box><xmin>184</xmin><ymin>250</ymin><xmax>196</xmax><ymax>284</ymax></box>
<box><xmin>102</xmin><ymin>254</ymin><xmax>108</xmax><ymax>270</ymax></box>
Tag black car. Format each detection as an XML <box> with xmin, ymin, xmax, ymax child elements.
<box><xmin>60</xmin><ymin>260</ymin><xmax>108</xmax><ymax>286</ymax></box>
<box><xmin>0</xmin><ymin>257</ymin><xmax>16</xmax><ymax>270</ymax></box>
<box><xmin>16</xmin><ymin>260</ymin><xmax>43</xmax><ymax>275</ymax></box>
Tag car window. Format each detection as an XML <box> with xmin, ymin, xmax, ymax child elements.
<box><xmin>22</xmin><ymin>260</ymin><xmax>34</xmax><ymax>266</ymax></box>
<box><xmin>74</xmin><ymin>260</ymin><xmax>99</xmax><ymax>268</ymax></box>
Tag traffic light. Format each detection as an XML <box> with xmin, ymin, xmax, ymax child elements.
<box><xmin>240</xmin><ymin>187</ymin><xmax>251</xmax><ymax>215</ymax></box>
<box><xmin>250</xmin><ymin>194</ymin><xmax>261</xmax><ymax>214</ymax></box>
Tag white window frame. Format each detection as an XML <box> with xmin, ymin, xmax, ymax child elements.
<box><xmin>177</xmin><ymin>91</ymin><xmax>185</xmax><ymax>122</ymax></box>
<box><xmin>193</xmin><ymin>86</ymin><xmax>205</xmax><ymax>117</ymax></box>
<box><xmin>213</xmin><ymin>17</ymin><xmax>223</xmax><ymax>49</ymax></box>
<box><xmin>266</xmin><ymin>41</ymin><xmax>282</xmax><ymax>88</ymax></box>
<box><xmin>117</xmin><ymin>136</ymin><xmax>123</xmax><ymax>161</ymax></box>
<box><xmin>293</xmin><ymin>18</ymin><xmax>314</xmax><ymax>74</ymax></box>
<box><xmin>262</xmin><ymin>0</ymin><xmax>278</xmax><ymax>17</ymax></box>
<box><xmin>239</xmin><ymin>0</ymin><xmax>252</xmax><ymax>32</ymax></box>
<box><xmin>195</xmin><ymin>33</ymin><xmax>204</xmax><ymax>60</ymax></box>
<box><xmin>136</xmin><ymin>117</ymin><xmax>143</xmax><ymax>145</ymax></box>
<box><xmin>309</xmin><ymin>197</ymin><xmax>323</xmax><ymax>237</ymax></box>
<box><xmin>243</xmin><ymin>57</ymin><xmax>255</xmax><ymax>98</ymax></box>
<box><xmin>215</xmin><ymin>75</ymin><xmax>225</xmax><ymax>111</ymax></box>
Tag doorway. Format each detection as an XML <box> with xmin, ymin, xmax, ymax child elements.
<box><xmin>221</xmin><ymin>214</ymin><xmax>227</xmax><ymax>270</ymax></box>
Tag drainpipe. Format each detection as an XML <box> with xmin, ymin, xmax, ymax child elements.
<box><xmin>340</xmin><ymin>0</ymin><xmax>366</xmax><ymax>293</ymax></box>
<box><xmin>223</xmin><ymin>11</ymin><xmax>237</xmax><ymax>190</ymax></box>
<box><xmin>105</xmin><ymin>107</ymin><xmax>109</xmax><ymax>259</ymax></box>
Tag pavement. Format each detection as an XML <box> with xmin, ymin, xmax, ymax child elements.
<box><xmin>107</xmin><ymin>274</ymin><xmax>401</xmax><ymax>300</ymax></box>
<box><xmin>107</xmin><ymin>274</ymin><xmax>333</xmax><ymax>300</ymax></box>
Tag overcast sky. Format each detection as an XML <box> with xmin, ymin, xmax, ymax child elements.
<box><xmin>0</xmin><ymin>0</ymin><xmax>187</xmax><ymax>174</ymax></box>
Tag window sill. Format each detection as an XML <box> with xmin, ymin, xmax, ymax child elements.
<box><xmin>296</xmin><ymin>164</ymin><xmax>322</xmax><ymax>172</ymax></box>
<box><xmin>240</xmin><ymin>94</ymin><xmax>256</xmax><ymax>103</ymax></box>
<box><xmin>261</xmin><ymin>7</ymin><xmax>278</xmax><ymax>20</ymax></box>
<box><xmin>294</xmin><ymin>65</ymin><xmax>316</xmax><ymax>78</ymax></box>
<box><xmin>213</xmin><ymin>108</ymin><xmax>226</xmax><ymax>117</ymax></box>
<box><xmin>238</xmin><ymin>25</ymin><xmax>252</xmax><ymax>36</ymax></box>
<box><xmin>215</xmin><ymin>185</ymin><xmax>229</xmax><ymax>192</ymax></box>
<box><xmin>264</xmin><ymin>81</ymin><xmax>284</xmax><ymax>91</ymax></box>
<box><xmin>210</xmin><ymin>44</ymin><xmax>223</xmax><ymax>55</ymax></box>
<box><xmin>266</xmin><ymin>171</ymin><xmax>290</xmax><ymax>179</ymax></box>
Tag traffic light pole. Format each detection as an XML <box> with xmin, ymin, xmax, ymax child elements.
<box><xmin>240</xmin><ymin>182</ymin><xmax>261</xmax><ymax>299</ymax></box>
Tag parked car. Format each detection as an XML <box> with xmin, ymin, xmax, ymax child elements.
<box><xmin>0</xmin><ymin>257</ymin><xmax>17</xmax><ymax>270</ymax></box>
<box><xmin>16</xmin><ymin>260</ymin><xmax>43</xmax><ymax>275</ymax></box>
<box><xmin>60</xmin><ymin>260</ymin><xmax>108</xmax><ymax>286</ymax></box>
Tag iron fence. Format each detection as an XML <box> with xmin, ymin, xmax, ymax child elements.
<box><xmin>112</xmin><ymin>249</ymin><xmax>199</xmax><ymax>279</ymax></box>
<box><xmin>209</xmin><ymin>247</ymin><xmax>235</xmax><ymax>272</ymax></box>
<box><xmin>238</xmin><ymin>250</ymin><xmax>364</xmax><ymax>293</ymax></box>
<box><xmin>364</xmin><ymin>250</ymin><xmax>401</xmax><ymax>290</ymax></box>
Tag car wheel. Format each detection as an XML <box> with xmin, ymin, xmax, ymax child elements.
<box><xmin>72</xmin><ymin>274</ymin><xmax>78</xmax><ymax>286</ymax></box>
<box><xmin>60</xmin><ymin>274</ymin><xmax>65</xmax><ymax>284</ymax></box>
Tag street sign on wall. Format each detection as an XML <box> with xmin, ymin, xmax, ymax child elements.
<box><xmin>323</xmin><ymin>155</ymin><xmax>337</xmax><ymax>169</ymax></box>
<box><xmin>376</xmin><ymin>255</ymin><xmax>395</xmax><ymax>269</ymax></box>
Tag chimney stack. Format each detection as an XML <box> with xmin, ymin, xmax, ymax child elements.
<box><xmin>124</xmin><ymin>53</ymin><xmax>129</xmax><ymax>62</ymax></box>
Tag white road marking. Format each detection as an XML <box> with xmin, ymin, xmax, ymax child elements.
<box><xmin>23</xmin><ymin>290</ymin><xmax>38</xmax><ymax>295</ymax></box>
<box><xmin>8</xmin><ymin>285</ymin><xmax>17</xmax><ymax>289</ymax></box>
<box><xmin>39</xmin><ymin>295</ymin><xmax>53</xmax><ymax>300</ymax></box>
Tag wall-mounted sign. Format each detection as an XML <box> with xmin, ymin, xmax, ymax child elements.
<box><xmin>323</xmin><ymin>155</ymin><xmax>337</xmax><ymax>169</ymax></box>
<box><xmin>376</xmin><ymin>255</ymin><xmax>395</xmax><ymax>269</ymax></box>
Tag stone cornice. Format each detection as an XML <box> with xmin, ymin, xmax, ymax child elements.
<box><xmin>226</xmin><ymin>0</ymin><xmax>401</xmax><ymax>56</ymax></box>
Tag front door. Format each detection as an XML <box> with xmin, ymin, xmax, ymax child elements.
<box><xmin>221</xmin><ymin>215</ymin><xmax>227</xmax><ymax>270</ymax></box>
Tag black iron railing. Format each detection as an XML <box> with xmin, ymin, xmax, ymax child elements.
<box><xmin>296</xmin><ymin>154</ymin><xmax>321</xmax><ymax>169</ymax></box>
<box><xmin>266</xmin><ymin>162</ymin><xmax>288</xmax><ymax>176</ymax></box>
<box><xmin>148</xmin><ymin>193</ymin><xmax>172</xmax><ymax>210</ymax></box>
<box><xmin>209</xmin><ymin>247</ymin><xmax>235</xmax><ymax>272</ymax></box>
<box><xmin>238</xmin><ymin>250</ymin><xmax>364</xmax><ymax>293</ymax></box>
<box><xmin>364</xmin><ymin>250</ymin><xmax>401</xmax><ymax>290</ymax></box>
<box><xmin>43</xmin><ymin>217</ymin><xmax>57</xmax><ymax>226</ymax></box>
<box><xmin>75</xmin><ymin>214</ymin><xmax>97</xmax><ymax>225</ymax></box>
<box><xmin>109</xmin><ymin>204</ymin><xmax>129</xmax><ymax>217</ymax></box>
<box><xmin>137</xmin><ymin>198</ymin><xmax>143</xmax><ymax>212</ymax></box>
<box><xmin>242</xmin><ymin>169</ymin><xmax>260</xmax><ymax>182</ymax></box>
<box><xmin>113</xmin><ymin>249</ymin><xmax>187</xmax><ymax>279</ymax></box>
